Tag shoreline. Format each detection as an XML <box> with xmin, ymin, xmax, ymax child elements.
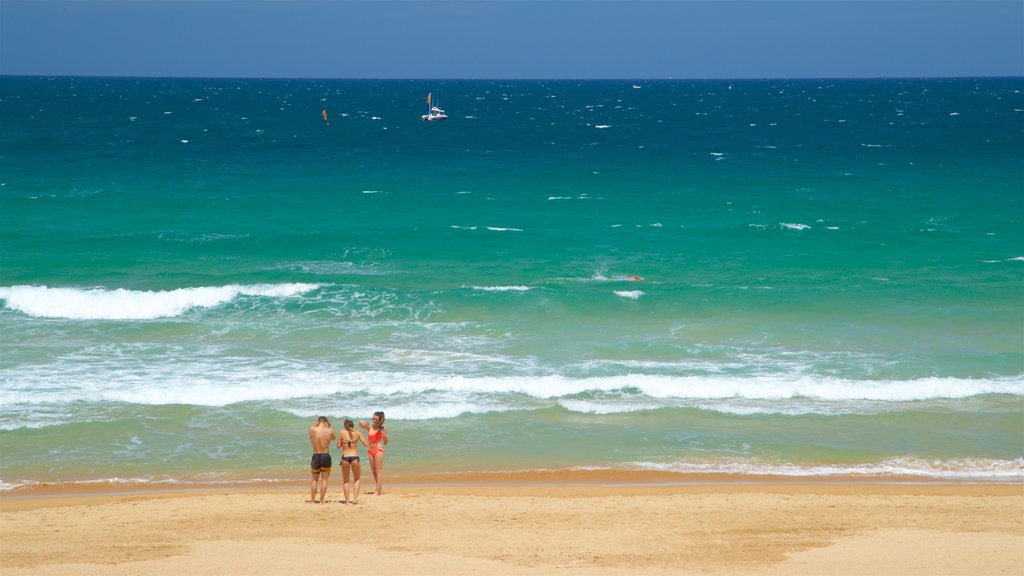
<box><xmin>3</xmin><ymin>468</ymin><xmax>1020</xmax><ymax>501</ymax></box>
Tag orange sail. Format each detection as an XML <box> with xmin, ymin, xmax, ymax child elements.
<box><xmin>427</xmin><ymin>93</ymin><xmax>431</xmax><ymax>106</ymax></box>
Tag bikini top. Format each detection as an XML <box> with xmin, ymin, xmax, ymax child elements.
<box><xmin>368</xmin><ymin>429</ymin><xmax>383</xmax><ymax>444</ymax></box>
<box><xmin>341</xmin><ymin>431</ymin><xmax>358</xmax><ymax>448</ymax></box>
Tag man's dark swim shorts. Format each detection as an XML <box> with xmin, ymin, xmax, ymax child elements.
<box><xmin>310</xmin><ymin>452</ymin><xmax>332</xmax><ymax>472</ymax></box>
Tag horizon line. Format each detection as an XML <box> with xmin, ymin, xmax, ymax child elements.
<box><xmin>3</xmin><ymin>73</ymin><xmax>1022</xmax><ymax>83</ymax></box>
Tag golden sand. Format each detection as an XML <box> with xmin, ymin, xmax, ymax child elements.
<box><xmin>1</xmin><ymin>471</ymin><xmax>1021</xmax><ymax>575</ymax></box>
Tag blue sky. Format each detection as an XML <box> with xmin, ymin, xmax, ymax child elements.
<box><xmin>1</xmin><ymin>1</ymin><xmax>1021</xmax><ymax>79</ymax></box>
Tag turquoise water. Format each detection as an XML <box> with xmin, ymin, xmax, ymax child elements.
<box><xmin>1</xmin><ymin>76</ymin><xmax>1022</xmax><ymax>487</ymax></box>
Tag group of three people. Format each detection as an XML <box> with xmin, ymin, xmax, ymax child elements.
<box><xmin>308</xmin><ymin>411</ymin><xmax>388</xmax><ymax>504</ymax></box>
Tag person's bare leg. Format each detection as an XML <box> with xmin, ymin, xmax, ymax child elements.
<box><xmin>351</xmin><ymin>459</ymin><xmax>362</xmax><ymax>504</ymax></box>
<box><xmin>341</xmin><ymin>460</ymin><xmax>351</xmax><ymax>503</ymax></box>
<box><xmin>368</xmin><ymin>453</ymin><xmax>379</xmax><ymax>490</ymax></box>
<box><xmin>309</xmin><ymin>471</ymin><xmax>319</xmax><ymax>503</ymax></box>
<box><xmin>318</xmin><ymin>469</ymin><xmax>331</xmax><ymax>504</ymax></box>
<box><xmin>373</xmin><ymin>453</ymin><xmax>384</xmax><ymax>495</ymax></box>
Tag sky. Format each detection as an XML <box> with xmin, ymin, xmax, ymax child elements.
<box><xmin>1</xmin><ymin>0</ymin><xmax>1022</xmax><ymax>79</ymax></box>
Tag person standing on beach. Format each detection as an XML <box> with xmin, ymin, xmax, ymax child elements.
<box><xmin>335</xmin><ymin>419</ymin><xmax>368</xmax><ymax>504</ymax></box>
<box><xmin>308</xmin><ymin>416</ymin><xmax>335</xmax><ymax>504</ymax></box>
<box><xmin>359</xmin><ymin>411</ymin><xmax>388</xmax><ymax>495</ymax></box>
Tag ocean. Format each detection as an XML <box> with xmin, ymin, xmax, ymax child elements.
<box><xmin>1</xmin><ymin>76</ymin><xmax>1022</xmax><ymax>489</ymax></box>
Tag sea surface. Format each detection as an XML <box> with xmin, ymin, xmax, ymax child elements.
<box><xmin>1</xmin><ymin>76</ymin><xmax>1022</xmax><ymax>489</ymax></box>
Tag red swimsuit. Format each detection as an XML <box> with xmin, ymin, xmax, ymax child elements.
<box><xmin>368</xmin><ymin>429</ymin><xmax>384</xmax><ymax>457</ymax></box>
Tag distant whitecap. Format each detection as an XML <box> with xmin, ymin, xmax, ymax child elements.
<box><xmin>470</xmin><ymin>285</ymin><xmax>531</xmax><ymax>292</ymax></box>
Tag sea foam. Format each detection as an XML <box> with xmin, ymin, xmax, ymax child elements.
<box><xmin>630</xmin><ymin>457</ymin><xmax>1024</xmax><ymax>479</ymax></box>
<box><xmin>0</xmin><ymin>284</ymin><xmax>321</xmax><ymax>320</ymax></box>
<box><xmin>470</xmin><ymin>285</ymin><xmax>531</xmax><ymax>292</ymax></box>
<box><xmin>3</xmin><ymin>370</ymin><xmax>1021</xmax><ymax>417</ymax></box>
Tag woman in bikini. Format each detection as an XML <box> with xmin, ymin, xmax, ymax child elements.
<box><xmin>335</xmin><ymin>419</ymin><xmax>368</xmax><ymax>504</ymax></box>
<box><xmin>359</xmin><ymin>411</ymin><xmax>388</xmax><ymax>495</ymax></box>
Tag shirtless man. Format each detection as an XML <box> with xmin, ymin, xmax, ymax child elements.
<box><xmin>308</xmin><ymin>416</ymin><xmax>335</xmax><ymax>504</ymax></box>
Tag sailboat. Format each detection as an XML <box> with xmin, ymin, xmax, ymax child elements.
<box><xmin>422</xmin><ymin>92</ymin><xmax>448</xmax><ymax>121</ymax></box>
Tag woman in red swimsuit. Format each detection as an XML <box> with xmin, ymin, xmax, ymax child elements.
<box><xmin>359</xmin><ymin>411</ymin><xmax>389</xmax><ymax>495</ymax></box>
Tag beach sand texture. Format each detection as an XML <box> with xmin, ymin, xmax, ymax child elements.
<box><xmin>2</xmin><ymin>475</ymin><xmax>1021</xmax><ymax>575</ymax></box>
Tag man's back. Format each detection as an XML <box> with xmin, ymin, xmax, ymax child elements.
<box><xmin>309</xmin><ymin>419</ymin><xmax>335</xmax><ymax>453</ymax></box>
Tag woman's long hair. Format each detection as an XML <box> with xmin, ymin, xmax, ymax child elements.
<box><xmin>342</xmin><ymin>419</ymin><xmax>356</xmax><ymax>445</ymax></box>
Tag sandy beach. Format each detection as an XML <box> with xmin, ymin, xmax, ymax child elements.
<box><xmin>1</xmin><ymin>471</ymin><xmax>1021</xmax><ymax>576</ymax></box>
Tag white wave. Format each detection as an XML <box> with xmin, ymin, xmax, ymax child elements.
<box><xmin>3</xmin><ymin>369</ymin><xmax>1020</xmax><ymax>418</ymax></box>
<box><xmin>283</xmin><ymin>401</ymin><xmax>516</xmax><ymax>422</ymax></box>
<box><xmin>780</xmin><ymin>222</ymin><xmax>811</xmax><ymax>230</ymax></box>
<box><xmin>0</xmin><ymin>480</ymin><xmax>28</xmax><ymax>491</ymax></box>
<box><xmin>630</xmin><ymin>457</ymin><xmax>1024</xmax><ymax>480</ymax></box>
<box><xmin>0</xmin><ymin>283</ymin><xmax>321</xmax><ymax>320</ymax></box>
<box><xmin>486</xmin><ymin>227</ymin><xmax>523</xmax><ymax>232</ymax></box>
<box><xmin>594</xmin><ymin>124</ymin><xmax>611</xmax><ymax>129</ymax></box>
<box><xmin>558</xmin><ymin>399</ymin><xmax>663</xmax><ymax>414</ymax></box>
<box><xmin>614</xmin><ymin>290</ymin><xmax>644</xmax><ymax>300</ymax></box>
<box><xmin>1010</xmin><ymin>257</ymin><xmax>1024</xmax><ymax>261</ymax></box>
<box><xmin>470</xmin><ymin>285</ymin><xmax>531</xmax><ymax>292</ymax></box>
